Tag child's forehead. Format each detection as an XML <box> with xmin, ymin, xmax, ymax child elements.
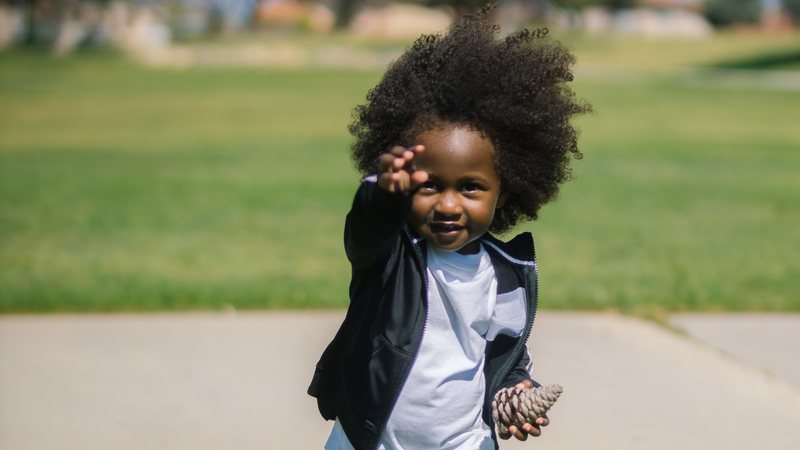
<box><xmin>416</xmin><ymin>123</ymin><xmax>492</xmax><ymax>148</ymax></box>
<box><xmin>414</xmin><ymin>127</ymin><xmax>499</xmax><ymax>179</ymax></box>
<box><xmin>411</xmin><ymin>117</ymin><xmax>487</xmax><ymax>136</ymax></box>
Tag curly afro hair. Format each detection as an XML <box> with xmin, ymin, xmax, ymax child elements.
<box><xmin>348</xmin><ymin>5</ymin><xmax>591</xmax><ymax>233</ymax></box>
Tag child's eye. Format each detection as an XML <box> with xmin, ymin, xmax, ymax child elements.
<box><xmin>461</xmin><ymin>182</ymin><xmax>483</xmax><ymax>192</ymax></box>
<box><xmin>418</xmin><ymin>181</ymin><xmax>438</xmax><ymax>192</ymax></box>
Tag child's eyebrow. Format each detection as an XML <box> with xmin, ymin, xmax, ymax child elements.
<box><xmin>460</xmin><ymin>174</ymin><xmax>492</xmax><ymax>183</ymax></box>
<box><xmin>424</xmin><ymin>173</ymin><xmax>493</xmax><ymax>184</ymax></box>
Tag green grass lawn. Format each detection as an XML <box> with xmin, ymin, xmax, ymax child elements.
<box><xmin>1</xmin><ymin>34</ymin><xmax>798</xmax><ymax>313</ymax></box>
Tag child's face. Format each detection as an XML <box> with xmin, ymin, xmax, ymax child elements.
<box><xmin>408</xmin><ymin>124</ymin><xmax>503</xmax><ymax>255</ymax></box>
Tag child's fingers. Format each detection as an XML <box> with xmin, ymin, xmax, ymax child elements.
<box><xmin>377</xmin><ymin>148</ymin><xmax>408</xmax><ymax>173</ymax></box>
<box><xmin>388</xmin><ymin>145</ymin><xmax>411</xmax><ymax>162</ymax></box>
<box><xmin>507</xmin><ymin>425</ymin><xmax>528</xmax><ymax>441</ymax></box>
<box><xmin>406</xmin><ymin>144</ymin><xmax>425</xmax><ymax>156</ymax></box>
<box><xmin>376</xmin><ymin>145</ymin><xmax>426</xmax><ymax>192</ymax></box>
<box><xmin>381</xmin><ymin>145</ymin><xmax>424</xmax><ymax>170</ymax></box>
<box><xmin>410</xmin><ymin>169</ymin><xmax>429</xmax><ymax>188</ymax></box>
<box><xmin>536</xmin><ymin>416</ymin><xmax>550</xmax><ymax>427</ymax></box>
<box><xmin>515</xmin><ymin>379</ymin><xmax>535</xmax><ymax>390</ymax></box>
<box><xmin>378</xmin><ymin>152</ymin><xmax>399</xmax><ymax>173</ymax></box>
<box><xmin>393</xmin><ymin>156</ymin><xmax>408</xmax><ymax>170</ymax></box>
<box><xmin>394</xmin><ymin>147</ymin><xmax>424</xmax><ymax>169</ymax></box>
<box><xmin>507</xmin><ymin>422</ymin><xmax>543</xmax><ymax>441</ymax></box>
<box><xmin>522</xmin><ymin>422</ymin><xmax>541</xmax><ymax>436</ymax></box>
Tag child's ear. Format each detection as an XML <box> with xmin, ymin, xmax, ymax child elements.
<box><xmin>496</xmin><ymin>190</ymin><xmax>509</xmax><ymax>209</ymax></box>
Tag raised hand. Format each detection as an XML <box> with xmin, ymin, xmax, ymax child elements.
<box><xmin>377</xmin><ymin>145</ymin><xmax>429</xmax><ymax>193</ymax></box>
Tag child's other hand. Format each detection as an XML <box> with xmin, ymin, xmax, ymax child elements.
<box><xmin>498</xmin><ymin>379</ymin><xmax>550</xmax><ymax>441</ymax></box>
<box><xmin>377</xmin><ymin>145</ymin><xmax>428</xmax><ymax>193</ymax></box>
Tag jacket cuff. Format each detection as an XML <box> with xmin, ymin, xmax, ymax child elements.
<box><xmin>357</xmin><ymin>177</ymin><xmax>412</xmax><ymax>224</ymax></box>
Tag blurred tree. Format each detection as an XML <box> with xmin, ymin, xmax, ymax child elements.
<box><xmin>333</xmin><ymin>0</ymin><xmax>492</xmax><ymax>28</ymax></box>
<box><xmin>334</xmin><ymin>0</ymin><xmax>358</xmax><ymax>28</ymax></box>
<box><xmin>21</xmin><ymin>0</ymin><xmax>43</xmax><ymax>45</ymax></box>
<box><xmin>418</xmin><ymin>0</ymin><xmax>555</xmax><ymax>19</ymax></box>
<box><xmin>703</xmin><ymin>0</ymin><xmax>761</xmax><ymax>26</ymax></box>
<box><xmin>784</xmin><ymin>0</ymin><xmax>800</xmax><ymax>21</ymax></box>
<box><xmin>15</xmin><ymin>0</ymin><xmax>112</xmax><ymax>46</ymax></box>
<box><xmin>420</xmin><ymin>0</ymin><xmax>489</xmax><ymax>17</ymax></box>
<box><xmin>552</xmin><ymin>0</ymin><xmax>636</xmax><ymax>10</ymax></box>
<box><xmin>331</xmin><ymin>0</ymin><xmax>637</xmax><ymax>28</ymax></box>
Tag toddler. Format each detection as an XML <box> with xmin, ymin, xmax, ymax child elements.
<box><xmin>308</xmin><ymin>5</ymin><xmax>590</xmax><ymax>449</ymax></box>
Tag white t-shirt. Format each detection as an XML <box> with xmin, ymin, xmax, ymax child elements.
<box><xmin>326</xmin><ymin>244</ymin><xmax>498</xmax><ymax>450</ymax></box>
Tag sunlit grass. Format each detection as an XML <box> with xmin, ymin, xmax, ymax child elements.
<box><xmin>1</xmin><ymin>35</ymin><xmax>798</xmax><ymax>312</ymax></box>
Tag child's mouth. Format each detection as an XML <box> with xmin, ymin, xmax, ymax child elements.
<box><xmin>429</xmin><ymin>223</ymin><xmax>465</xmax><ymax>234</ymax></box>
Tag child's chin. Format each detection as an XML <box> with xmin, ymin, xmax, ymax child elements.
<box><xmin>432</xmin><ymin>238</ymin><xmax>480</xmax><ymax>254</ymax></box>
<box><xmin>428</xmin><ymin>234</ymin><xmax>465</xmax><ymax>250</ymax></box>
<box><xmin>431</xmin><ymin>244</ymin><xmax>461</xmax><ymax>252</ymax></box>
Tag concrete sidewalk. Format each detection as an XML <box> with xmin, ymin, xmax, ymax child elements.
<box><xmin>668</xmin><ymin>313</ymin><xmax>800</xmax><ymax>387</ymax></box>
<box><xmin>1</xmin><ymin>311</ymin><xmax>798</xmax><ymax>450</ymax></box>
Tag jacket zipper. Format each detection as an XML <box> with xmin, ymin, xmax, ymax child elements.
<box><xmin>487</xmin><ymin>304</ymin><xmax>535</xmax><ymax>450</ymax></box>
<box><xmin>372</xmin><ymin>229</ymin><xmax>429</xmax><ymax>449</ymax></box>
<box><xmin>489</xmin><ymin>257</ymin><xmax>539</xmax><ymax>420</ymax></box>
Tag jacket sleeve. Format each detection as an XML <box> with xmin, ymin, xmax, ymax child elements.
<box><xmin>500</xmin><ymin>346</ymin><xmax>539</xmax><ymax>390</ymax></box>
<box><xmin>344</xmin><ymin>178</ymin><xmax>412</xmax><ymax>271</ymax></box>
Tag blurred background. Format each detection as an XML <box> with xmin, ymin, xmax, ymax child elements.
<box><xmin>1</xmin><ymin>2</ymin><xmax>799</xmax><ymax>450</ymax></box>
<box><xmin>0</xmin><ymin>0</ymin><xmax>798</xmax><ymax>316</ymax></box>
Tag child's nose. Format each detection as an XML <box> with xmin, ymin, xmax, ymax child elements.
<box><xmin>434</xmin><ymin>191</ymin><xmax>462</xmax><ymax>217</ymax></box>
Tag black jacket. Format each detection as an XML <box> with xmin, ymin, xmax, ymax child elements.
<box><xmin>308</xmin><ymin>181</ymin><xmax>539</xmax><ymax>450</ymax></box>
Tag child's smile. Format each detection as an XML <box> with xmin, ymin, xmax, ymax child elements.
<box><xmin>408</xmin><ymin>123</ymin><xmax>504</xmax><ymax>255</ymax></box>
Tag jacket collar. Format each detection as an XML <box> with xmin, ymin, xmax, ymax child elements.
<box><xmin>481</xmin><ymin>232</ymin><xmax>536</xmax><ymax>268</ymax></box>
<box><xmin>404</xmin><ymin>226</ymin><xmax>536</xmax><ymax>269</ymax></box>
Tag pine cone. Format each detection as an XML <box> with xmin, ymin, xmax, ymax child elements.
<box><xmin>491</xmin><ymin>384</ymin><xmax>563</xmax><ymax>436</ymax></box>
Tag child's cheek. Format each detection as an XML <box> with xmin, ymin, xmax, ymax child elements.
<box><xmin>408</xmin><ymin>197</ymin><xmax>429</xmax><ymax>234</ymax></box>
